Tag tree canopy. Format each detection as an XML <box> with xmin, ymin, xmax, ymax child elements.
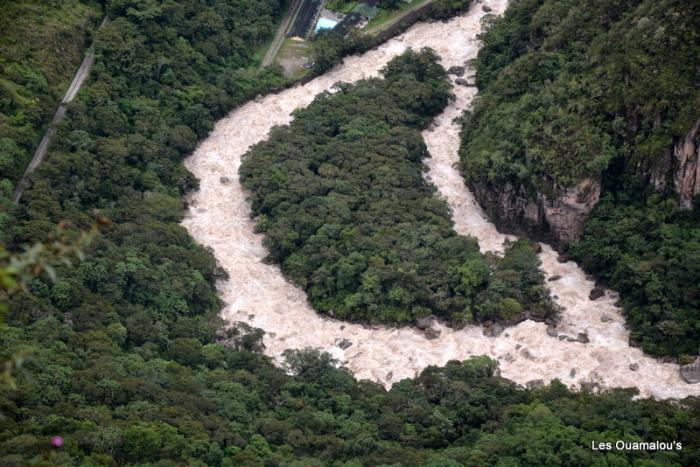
<box><xmin>241</xmin><ymin>49</ymin><xmax>556</xmax><ymax>326</ymax></box>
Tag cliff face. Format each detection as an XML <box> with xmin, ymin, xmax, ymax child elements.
<box><xmin>673</xmin><ymin>118</ymin><xmax>700</xmax><ymax>209</ymax></box>
<box><xmin>648</xmin><ymin>117</ymin><xmax>700</xmax><ymax>209</ymax></box>
<box><xmin>469</xmin><ymin>117</ymin><xmax>700</xmax><ymax>250</ymax></box>
<box><xmin>469</xmin><ymin>178</ymin><xmax>600</xmax><ymax>250</ymax></box>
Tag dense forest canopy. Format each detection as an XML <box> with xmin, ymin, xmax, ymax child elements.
<box><xmin>459</xmin><ymin>0</ymin><xmax>700</xmax><ymax>358</ymax></box>
<box><xmin>0</xmin><ymin>0</ymin><xmax>699</xmax><ymax>464</ymax></box>
<box><xmin>240</xmin><ymin>49</ymin><xmax>555</xmax><ymax>326</ymax></box>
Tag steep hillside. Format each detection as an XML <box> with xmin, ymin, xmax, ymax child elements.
<box><xmin>0</xmin><ymin>0</ymin><xmax>102</xmax><ymax>186</ymax></box>
<box><xmin>459</xmin><ymin>0</ymin><xmax>700</xmax><ymax>356</ymax></box>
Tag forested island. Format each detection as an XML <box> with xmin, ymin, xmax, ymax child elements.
<box><xmin>1</xmin><ymin>0</ymin><xmax>700</xmax><ymax>465</ymax></box>
<box><xmin>240</xmin><ymin>49</ymin><xmax>555</xmax><ymax>326</ymax></box>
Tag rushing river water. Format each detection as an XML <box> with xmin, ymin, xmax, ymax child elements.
<box><xmin>182</xmin><ymin>0</ymin><xmax>700</xmax><ymax>399</ymax></box>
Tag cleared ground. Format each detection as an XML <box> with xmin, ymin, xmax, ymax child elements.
<box><xmin>276</xmin><ymin>38</ymin><xmax>313</xmax><ymax>79</ymax></box>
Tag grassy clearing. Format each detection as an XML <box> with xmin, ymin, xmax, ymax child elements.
<box><xmin>363</xmin><ymin>0</ymin><xmax>431</xmax><ymax>33</ymax></box>
<box><xmin>275</xmin><ymin>38</ymin><xmax>313</xmax><ymax>80</ymax></box>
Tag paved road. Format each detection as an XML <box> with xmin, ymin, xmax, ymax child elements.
<box><xmin>261</xmin><ymin>0</ymin><xmax>303</xmax><ymax>68</ymax></box>
<box><xmin>13</xmin><ymin>17</ymin><xmax>108</xmax><ymax>203</ymax></box>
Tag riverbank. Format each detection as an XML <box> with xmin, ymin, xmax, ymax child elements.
<box><xmin>182</xmin><ymin>0</ymin><xmax>700</xmax><ymax>399</ymax></box>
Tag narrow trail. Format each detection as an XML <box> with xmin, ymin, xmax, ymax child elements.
<box><xmin>182</xmin><ymin>1</ymin><xmax>700</xmax><ymax>399</ymax></box>
<box><xmin>13</xmin><ymin>17</ymin><xmax>108</xmax><ymax>203</ymax></box>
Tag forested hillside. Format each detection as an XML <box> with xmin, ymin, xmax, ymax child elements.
<box><xmin>241</xmin><ymin>49</ymin><xmax>555</xmax><ymax>326</ymax></box>
<box><xmin>1</xmin><ymin>0</ymin><xmax>700</xmax><ymax>464</ymax></box>
<box><xmin>459</xmin><ymin>0</ymin><xmax>700</xmax><ymax>357</ymax></box>
<box><xmin>0</xmin><ymin>0</ymin><xmax>102</xmax><ymax>187</ymax></box>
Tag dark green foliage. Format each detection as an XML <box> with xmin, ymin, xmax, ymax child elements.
<box><xmin>461</xmin><ymin>0</ymin><xmax>700</xmax><ymax>191</ymax></box>
<box><xmin>459</xmin><ymin>0</ymin><xmax>700</xmax><ymax>356</ymax></box>
<box><xmin>241</xmin><ymin>49</ymin><xmax>555</xmax><ymax>325</ymax></box>
<box><xmin>571</xmin><ymin>186</ymin><xmax>700</xmax><ymax>357</ymax></box>
<box><xmin>2</xmin><ymin>326</ymin><xmax>699</xmax><ymax>465</ymax></box>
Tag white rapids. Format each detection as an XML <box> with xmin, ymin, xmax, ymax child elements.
<box><xmin>182</xmin><ymin>0</ymin><xmax>700</xmax><ymax>399</ymax></box>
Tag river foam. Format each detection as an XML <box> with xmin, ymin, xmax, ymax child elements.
<box><xmin>182</xmin><ymin>0</ymin><xmax>700</xmax><ymax>399</ymax></box>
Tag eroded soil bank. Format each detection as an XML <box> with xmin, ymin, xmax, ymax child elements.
<box><xmin>182</xmin><ymin>0</ymin><xmax>700</xmax><ymax>399</ymax></box>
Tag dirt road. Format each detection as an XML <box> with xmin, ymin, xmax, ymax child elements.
<box><xmin>13</xmin><ymin>17</ymin><xmax>107</xmax><ymax>203</ymax></box>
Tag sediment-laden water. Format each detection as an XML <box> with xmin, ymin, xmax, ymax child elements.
<box><xmin>182</xmin><ymin>0</ymin><xmax>700</xmax><ymax>399</ymax></box>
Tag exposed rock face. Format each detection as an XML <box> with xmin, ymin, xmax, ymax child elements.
<box><xmin>447</xmin><ymin>66</ymin><xmax>465</xmax><ymax>76</ymax></box>
<box><xmin>455</xmin><ymin>78</ymin><xmax>476</xmax><ymax>87</ymax></box>
<box><xmin>650</xmin><ymin>117</ymin><xmax>700</xmax><ymax>209</ymax></box>
<box><xmin>468</xmin><ymin>178</ymin><xmax>601</xmax><ymax>249</ymax></box>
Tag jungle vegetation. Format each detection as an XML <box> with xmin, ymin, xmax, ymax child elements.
<box><xmin>240</xmin><ymin>49</ymin><xmax>555</xmax><ymax>326</ymax></box>
<box><xmin>0</xmin><ymin>0</ymin><xmax>699</xmax><ymax>465</ymax></box>
<box><xmin>459</xmin><ymin>0</ymin><xmax>700</xmax><ymax>357</ymax></box>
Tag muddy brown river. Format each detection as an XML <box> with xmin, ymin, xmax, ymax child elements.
<box><xmin>182</xmin><ymin>0</ymin><xmax>700</xmax><ymax>399</ymax></box>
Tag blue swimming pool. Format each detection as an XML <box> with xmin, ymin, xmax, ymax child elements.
<box><xmin>315</xmin><ymin>17</ymin><xmax>338</xmax><ymax>33</ymax></box>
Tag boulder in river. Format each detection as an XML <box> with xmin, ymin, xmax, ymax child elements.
<box><xmin>336</xmin><ymin>338</ymin><xmax>353</xmax><ymax>350</ymax></box>
<box><xmin>483</xmin><ymin>323</ymin><xmax>504</xmax><ymax>337</ymax></box>
<box><xmin>447</xmin><ymin>66</ymin><xmax>465</xmax><ymax>76</ymax></box>
<box><xmin>455</xmin><ymin>78</ymin><xmax>476</xmax><ymax>87</ymax></box>
<box><xmin>482</xmin><ymin>5</ymin><xmax>493</xmax><ymax>12</ymax></box>
<box><xmin>576</xmin><ymin>332</ymin><xmax>590</xmax><ymax>344</ymax></box>
<box><xmin>557</xmin><ymin>253</ymin><xmax>570</xmax><ymax>263</ymax></box>
<box><xmin>220</xmin><ymin>176</ymin><xmax>233</xmax><ymax>185</ymax></box>
<box><xmin>589</xmin><ymin>287</ymin><xmax>605</xmax><ymax>300</ymax></box>
<box><xmin>680</xmin><ymin>358</ymin><xmax>700</xmax><ymax>384</ymax></box>
<box><xmin>529</xmin><ymin>242</ymin><xmax>543</xmax><ymax>254</ymax></box>
<box><xmin>546</xmin><ymin>326</ymin><xmax>558</xmax><ymax>337</ymax></box>
<box><xmin>548</xmin><ymin>274</ymin><xmax>562</xmax><ymax>282</ymax></box>
<box><xmin>424</xmin><ymin>328</ymin><xmax>441</xmax><ymax>339</ymax></box>
<box><xmin>600</xmin><ymin>314</ymin><xmax>612</xmax><ymax>323</ymax></box>
<box><xmin>416</xmin><ymin>316</ymin><xmax>435</xmax><ymax>330</ymax></box>
<box><xmin>629</xmin><ymin>363</ymin><xmax>639</xmax><ymax>371</ymax></box>
<box><xmin>569</xmin><ymin>368</ymin><xmax>576</xmax><ymax>378</ymax></box>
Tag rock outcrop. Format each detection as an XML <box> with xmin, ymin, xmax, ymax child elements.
<box><xmin>648</xmin><ymin>117</ymin><xmax>700</xmax><ymax>209</ymax></box>
<box><xmin>468</xmin><ymin>177</ymin><xmax>601</xmax><ymax>249</ymax></box>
